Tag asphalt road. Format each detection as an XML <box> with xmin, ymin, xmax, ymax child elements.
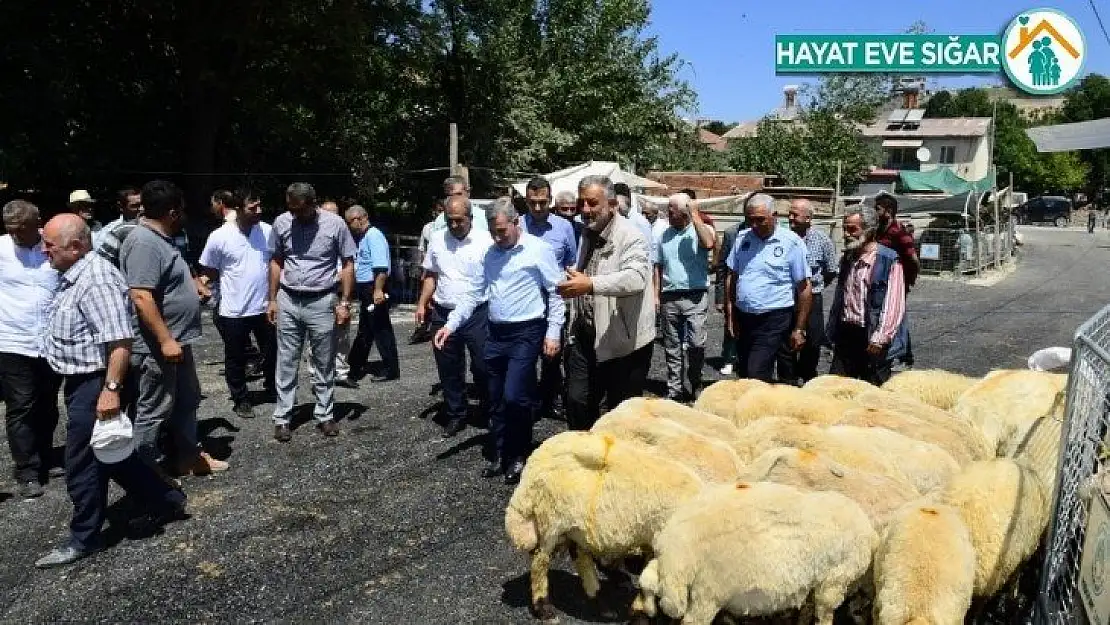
<box><xmin>0</xmin><ymin>225</ymin><xmax>1107</xmax><ymax>624</ymax></box>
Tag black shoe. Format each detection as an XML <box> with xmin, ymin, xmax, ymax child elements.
<box><xmin>274</xmin><ymin>425</ymin><xmax>292</xmax><ymax>442</ymax></box>
<box><xmin>320</xmin><ymin>420</ymin><xmax>340</xmax><ymax>437</ymax></box>
<box><xmin>35</xmin><ymin>544</ymin><xmax>97</xmax><ymax>569</ymax></box>
<box><xmin>481</xmin><ymin>460</ymin><xmax>504</xmax><ymax>478</ymax></box>
<box><xmin>234</xmin><ymin>401</ymin><xmax>256</xmax><ymax>419</ymax></box>
<box><xmin>335</xmin><ymin>378</ymin><xmax>359</xmax><ymax>389</ymax></box>
<box><xmin>19</xmin><ymin>481</ymin><xmax>44</xmax><ymax>500</ymax></box>
<box><xmin>47</xmin><ymin>466</ymin><xmax>65</xmax><ymax>479</ymax></box>
<box><xmin>504</xmin><ymin>459</ymin><xmax>525</xmax><ymax>485</ymax></box>
<box><xmin>369</xmin><ymin>373</ymin><xmax>400</xmax><ymax>383</ymax></box>
<box><xmin>442</xmin><ymin>418</ymin><xmax>466</xmax><ymax>438</ymax></box>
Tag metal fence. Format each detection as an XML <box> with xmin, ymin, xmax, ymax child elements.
<box><xmin>915</xmin><ymin>217</ymin><xmax>1017</xmax><ymax>278</ymax></box>
<box><xmin>1036</xmin><ymin>304</ymin><xmax>1110</xmax><ymax>624</ymax></box>
<box><xmin>389</xmin><ymin>235</ymin><xmax>423</xmax><ymax>305</ymax></box>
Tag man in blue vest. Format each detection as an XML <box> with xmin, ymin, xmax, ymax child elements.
<box><xmin>825</xmin><ymin>204</ymin><xmax>908</xmax><ymax>385</ymax></box>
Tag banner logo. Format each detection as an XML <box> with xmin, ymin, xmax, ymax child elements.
<box><xmin>1000</xmin><ymin>8</ymin><xmax>1086</xmax><ymax>95</ymax></box>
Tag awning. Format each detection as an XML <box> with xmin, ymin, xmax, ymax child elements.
<box><xmin>1026</xmin><ymin>118</ymin><xmax>1110</xmax><ymax>152</ymax></box>
<box><xmin>899</xmin><ymin>168</ymin><xmax>995</xmax><ymax>194</ymax></box>
<box><xmin>882</xmin><ymin>138</ymin><xmax>924</xmax><ymax>148</ymax></box>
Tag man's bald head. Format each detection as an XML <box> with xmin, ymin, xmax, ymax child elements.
<box><xmin>788</xmin><ymin>198</ymin><xmax>814</xmax><ymax>236</ymax></box>
<box><xmin>790</xmin><ymin>198</ymin><xmax>812</xmax><ymax>218</ymax></box>
<box><xmin>43</xmin><ymin>213</ymin><xmax>92</xmax><ymax>271</ymax></box>
<box><xmin>444</xmin><ymin>195</ymin><xmax>471</xmax><ymax>217</ymax></box>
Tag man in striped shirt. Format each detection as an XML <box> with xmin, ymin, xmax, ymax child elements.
<box><xmin>825</xmin><ymin>204</ymin><xmax>908</xmax><ymax>386</ymax></box>
<box><xmin>777</xmin><ymin>199</ymin><xmax>838</xmax><ymax>385</ymax></box>
<box><xmin>36</xmin><ymin>213</ymin><xmax>186</xmax><ymax>568</ymax></box>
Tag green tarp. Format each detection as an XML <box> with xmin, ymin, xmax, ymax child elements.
<box><xmin>898</xmin><ymin>168</ymin><xmax>995</xmax><ymax>194</ymax></box>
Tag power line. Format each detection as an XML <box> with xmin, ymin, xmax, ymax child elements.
<box><xmin>1089</xmin><ymin>0</ymin><xmax>1110</xmax><ymax>49</ymax></box>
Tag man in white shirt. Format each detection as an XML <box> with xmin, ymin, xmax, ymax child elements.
<box><xmin>199</xmin><ymin>190</ymin><xmax>276</xmax><ymax>419</ymax></box>
<box><xmin>412</xmin><ymin>199</ymin><xmax>444</xmax><ymax>344</ymax></box>
<box><xmin>0</xmin><ymin>200</ymin><xmax>63</xmax><ymax>499</ymax></box>
<box><xmin>417</xmin><ymin>196</ymin><xmax>493</xmax><ymax>438</ymax></box>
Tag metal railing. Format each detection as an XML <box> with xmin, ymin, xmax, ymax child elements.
<box><xmin>915</xmin><ymin>217</ymin><xmax>1017</xmax><ymax>278</ymax></box>
<box><xmin>1036</xmin><ymin>304</ymin><xmax>1110</xmax><ymax>624</ymax></box>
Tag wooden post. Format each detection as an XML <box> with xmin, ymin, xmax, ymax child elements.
<box><xmin>449</xmin><ymin>123</ymin><xmax>459</xmax><ymax>175</ymax></box>
<box><xmin>993</xmin><ymin>167</ymin><xmax>1001</xmax><ymax>269</ymax></box>
<box><xmin>833</xmin><ymin>160</ymin><xmax>842</xmax><ymax>216</ymax></box>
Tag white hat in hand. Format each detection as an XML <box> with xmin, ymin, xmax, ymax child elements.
<box><xmin>90</xmin><ymin>411</ymin><xmax>136</xmax><ymax>464</ymax></box>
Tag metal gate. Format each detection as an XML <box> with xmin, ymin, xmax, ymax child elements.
<box><xmin>1037</xmin><ymin>304</ymin><xmax>1110</xmax><ymax>624</ymax></box>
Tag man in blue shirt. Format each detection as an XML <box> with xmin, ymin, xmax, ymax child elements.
<box><xmin>435</xmin><ymin>197</ymin><xmax>565</xmax><ymax>485</ymax></box>
<box><xmin>523</xmin><ymin>176</ymin><xmax>577</xmax><ymax>422</ymax></box>
<box><xmin>724</xmin><ymin>193</ymin><xmax>813</xmax><ymax>382</ymax></box>
<box><xmin>777</xmin><ymin>199</ymin><xmax>838</xmax><ymax>385</ymax></box>
<box><xmin>656</xmin><ymin>192</ymin><xmax>716</xmax><ymax>401</ymax></box>
<box><xmin>344</xmin><ymin>205</ymin><xmax>400</xmax><ymax>383</ymax></box>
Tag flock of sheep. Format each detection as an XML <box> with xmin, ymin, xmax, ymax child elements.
<box><xmin>503</xmin><ymin>368</ymin><xmax>1070</xmax><ymax>625</ymax></box>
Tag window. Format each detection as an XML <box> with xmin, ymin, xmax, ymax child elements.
<box><xmin>939</xmin><ymin>145</ymin><xmax>957</xmax><ymax>164</ymax></box>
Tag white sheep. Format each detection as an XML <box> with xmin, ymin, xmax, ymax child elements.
<box><xmin>803</xmin><ymin>374</ymin><xmax>876</xmax><ymax>400</ymax></box>
<box><xmin>638</xmin><ymin>481</ymin><xmax>878</xmax><ymax>625</ymax></box>
<box><xmin>504</xmin><ymin>431</ymin><xmax>705</xmax><ymax>623</ymax></box>
<box><xmin>591</xmin><ymin>408</ymin><xmax>743</xmax><ymax>483</ymax></box>
<box><xmin>607</xmin><ymin>396</ymin><xmax>741</xmax><ymax>442</ymax></box>
<box><xmin>724</xmin><ymin>384</ymin><xmax>859</xmax><ymax>428</ymax></box>
<box><xmin>852</xmin><ymin>389</ymin><xmax>993</xmax><ymax>462</ymax></box>
<box><xmin>881</xmin><ymin>369</ymin><xmax>979</xmax><ymax>411</ymax></box>
<box><xmin>692</xmin><ymin>378</ymin><xmax>769</xmax><ymax>421</ymax></box>
<box><xmin>733</xmin><ymin>417</ymin><xmax>959</xmax><ymax>495</ymax></box>
<box><xmin>872</xmin><ymin>502</ymin><xmax>976</xmax><ymax>625</ymax></box>
<box><xmin>954</xmin><ymin>369</ymin><xmax>1067</xmax><ymax>455</ymax></box>
<box><xmin>838</xmin><ymin>406</ymin><xmax>985</xmax><ymax>466</ymax></box>
<box><xmin>738</xmin><ymin>447</ymin><xmax>918</xmax><ymax>527</ymax></box>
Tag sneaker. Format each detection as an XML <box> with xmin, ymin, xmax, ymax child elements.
<box><xmin>719</xmin><ymin>364</ymin><xmax>734</xmax><ymax>376</ymax></box>
<box><xmin>233</xmin><ymin>401</ymin><xmax>256</xmax><ymax>419</ymax></box>
<box><xmin>274</xmin><ymin>424</ymin><xmax>292</xmax><ymax>442</ymax></box>
<box><xmin>180</xmin><ymin>451</ymin><xmax>229</xmax><ymax>476</ymax></box>
<box><xmin>320</xmin><ymin>420</ymin><xmax>340</xmax><ymax>437</ymax></box>
<box><xmin>19</xmin><ymin>481</ymin><xmax>44</xmax><ymax>500</ymax></box>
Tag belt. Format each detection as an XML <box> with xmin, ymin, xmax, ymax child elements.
<box><xmin>280</xmin><ymin>284</ymin><xmax>334</xmax><ymax>297</ymax></box>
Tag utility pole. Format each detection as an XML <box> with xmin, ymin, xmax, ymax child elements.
<box><xmin>449</xmin><ymin>122</ymin><xmax>459</xmax><ymax>175</ymax></box>
<box><xmin>833</xmin><ymin>160</ymin><xmax>842</xmax><ymax>216</ymax></box>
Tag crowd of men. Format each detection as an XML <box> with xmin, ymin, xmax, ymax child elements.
<box><xmin>0</xmin><ymin>173</ymin><xmax>915</xmax><ymax>568</ymax></box>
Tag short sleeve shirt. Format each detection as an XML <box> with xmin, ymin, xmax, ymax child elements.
<box><xmin>726</xmin><ymin>226</ymin><xmax>810</xmax><ymax>314</ymax></box>
<box><xmin>268</xmin><ymin>210</ymin><xmax>357</xmax><ymax>291</ymax></box>
<box><xmin>657</xmin><ymin>224</ymin><xmax>711</xmax><ymax>292</ymax></box>
<box><xmin>199</xmin><ymin>222</ymin><xmax>273</xmax><ymax>318</ymax></box>
<box><xmin>118</xmin><ymin>223</ymin><xmax>203</xmax><ymax>353</ymax></box>
<box><xmin>876</xmin><ymin>220</ymin><xmax>918</xmax><ymax>286</ymax></box>
<box><xmin>355</xmin><ymin>227</ymin><xmax>391</xmax><ymax>283</ymax></box>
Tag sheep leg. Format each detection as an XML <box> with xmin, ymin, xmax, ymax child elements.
<box><xmin>680</xmin><ymin>587</ymin><xmax>720</xmax><ymax>625</ymax></box>
<box><xmin>811</xmin><ymin>581</ymin><xmax>849</xmax><ymax>625</ymax></box>
<box><xmin>529</xmin><ymin>540</ymin><xmax>560</xmax><ymax>623</ymax></box>
<box><xmin>568</xmin><ymin>543</ymin><xmax>601</xmax><ymax>599</ymax></box>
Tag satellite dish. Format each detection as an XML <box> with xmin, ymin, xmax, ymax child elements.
<box><xmin>916</xmin><ymin>146</ymin><xmax>932</xmax><ymax>162</ymax></box>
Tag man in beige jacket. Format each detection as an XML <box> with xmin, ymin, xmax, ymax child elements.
<box><xmin>557</xmin><ymin>175</ymin><xmax>655</xmax><ymax>430</ymax></box>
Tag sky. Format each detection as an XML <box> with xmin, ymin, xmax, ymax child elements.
<box><xmin>645</xmin><ymin>0</ymin><xmax>1110</xmax><ymax>122</ymax></box>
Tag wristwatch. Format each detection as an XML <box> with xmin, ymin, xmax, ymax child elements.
<box><xmin>104</xmin><ymin>380</ymin><xmax>122</xmax><ymax>393</ymax></box>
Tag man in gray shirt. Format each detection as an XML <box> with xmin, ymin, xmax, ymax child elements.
<box><xmin>267</xmin><ymin>182</ymin><xmax>357</xmax><ymax>442</ymax></box>
<box><xmin>119</xmin><ymin>180</ymin><xmax>229</xmax><ymax>478</ymax></box>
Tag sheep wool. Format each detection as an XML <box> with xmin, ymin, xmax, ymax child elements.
<box><xmin>838</xmin><ymin>406</ymin><xmax>983</xmax><ymax>466</ymax></box>
<box><xmin>591</xmin><ymin>409</ymin><xmax>743</xmax><ymax>483</ymax></box>
<box><xmin>872</xmin><ymin>503</ymin><xmax>975</xmax><ymax>625</ymax></box>
<box><xmin>727</xmin><ymin>384</ymin><xmax>858</xmax><ymax>429</ymax></box>
<box><xmin>954</xmin><ymin>369</ymin><xmax>1067</xmax><ymax>455</ymax></box>
<box><xmin>692</xmin><ymin>378</ymin><xmax>769</xmax><ymax>421</ymax></box>
<box><xmin>853</xmin><ymin>389</ymin><xmax>993</xmax><ymax>462</ymax></box>
<box><xmin>733</xmin><ymin>417</ymin><xmax>957</xmax><ymax>495</ymax></box>
<box><xmin>608</xmin><ymin>396</ymin><xmax>742</xmax><ymax>442</ymax></box>
<box><xmin>803</xmin><ymin>375</ymin><xmax>876</xmax><ymax>400</ymax></box>
<box><xmin>881</xmin><ymin>369</ymin><xmax>978</xmax><ymax>411</ymax></box>
<box><xmin>739</xmin><ymin>447</ymin><xmax>919</xmax><ymax>527</ymax></box>
<box><xmin>638</xmin><ymin>481</ymin><xmax>877</xmax><ymax>625</ymax></box>
<box><xmin>504</xmin><ymin>431</ymin><xmax>705</xmax><ymax>621</ymax></box>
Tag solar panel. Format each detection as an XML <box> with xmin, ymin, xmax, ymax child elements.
<box><xmin>887</xmin><ymin>108</ymin><xmax>909</xmax><ymax>123</ymax></box>
<box><xmin>904</xmin><ymin>109</ymin><xmax>925</xmax><ymax>122</ymax></box>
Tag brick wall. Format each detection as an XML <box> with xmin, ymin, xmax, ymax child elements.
<box><xmin>645</xmin><ymin>172</ymin><xmax>766</xmax><ymax>198</ymax></box>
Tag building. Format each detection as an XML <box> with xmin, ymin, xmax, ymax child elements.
<box><xmin>862</xmin><ymin>112</ymin><xmax>992</xmax><ymax>182</ymax></box>
<box><xmin>697</xmin><ymin>127</ymin><xmax>729</xmax><ymax>152</ymax></box>
<box><xmin>722</xmin><ymin>85</ymin><xmax>804</xmax><ymax>140</ymax></box>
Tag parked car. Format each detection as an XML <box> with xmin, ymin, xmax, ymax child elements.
<box><xmin>1013</xmin><ymin>196</ymin><xmax>1072</xmax><ymax>227</ymax></box>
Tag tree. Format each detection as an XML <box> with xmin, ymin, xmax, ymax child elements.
<box><xmin>701</xmin><ymin>121</ymin><xmax>735</xmax><ymax>136</ymax></box>
<box><xmin>1059</xmin><ymin>74</ymin><xmax>1110</xmax><ymax>197</ymax></box>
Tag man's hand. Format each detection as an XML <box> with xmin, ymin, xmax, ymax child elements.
<box><xmin>725</xmin><ymin>310</ymin><xmax>735</xmax><ymax>338</ymax></box>
<box><xmin>160</xmin><ymin>338</ymin><xmax>183</xmax><ymax>363</ymax></box>
<box><xmin>543</xmin><ymin>338</ymin><xmax>561</xmax><ymax>359</ymax></box>
<box><xmin>433</xmin><ymin>327</ymin><xmax>452</xmax><ymax>350</ymax></box>
<box><xmin>335</xmin><ymin>303</ymin><xmax>351</xmax><ymax>325</ymax></box>
<box><xmin>195</xmin><ymin>277</ymin><xmax>211</xmax><ymax>302</ymax></box>
<box><xmin>267</xmin><ymin>300</ymin><xmax>278</xmax><ymax>325</ymax></box>
<box><xmin>373</xmin><ymin>289</ymin><xmax>386</xmax><ymax>306</ymax></box>
<box><xmin>414</xmin><ymin>306</ymin><xmax>426</xmax><ymax>326</ymax></box>
<box><xmin>96</xmin><ymin>389</ymin><xmax>121</xmax><ymax>421</ymax></box>
<box><xmin>866</xmin><ymin>342</ymin><xmax>885</xmax><ymax>357</ymax></box>
<box><xmin>789</xmin><ymin>328</ymin><xmax>806</xmax><ymax>351</ymax></box>
<box><xmin>557</xmin><ymin>269</ymin><xmax>593</xmax><ymax>298</ymax></box>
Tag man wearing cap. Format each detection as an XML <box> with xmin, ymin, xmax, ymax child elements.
<box><xmin>36</xmin><ymin>213</ymin><xmax>186</xmax><ymax>569</ymax></box>
<box><xmin>0</xmin><ymin>200</ymin><xmax>63</xmax><ymax>500</ymax></box>
<box><xmin>69</xmin><ymin>189</ymin><xmax>105</xmax><ymax>247</ymax></box>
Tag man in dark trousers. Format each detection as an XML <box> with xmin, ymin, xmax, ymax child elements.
<box><xmin>873</xmin><ymin>192</ymin><xmax>918</xmax><ymax>368</ymax></box>
<box><xmin>344</xmin><ymin>204</ymin><xmax>400</xmax><ymax>383</ymax></box>
<box><xmin>826</xmin><ymin>204</ymin><xmax>908</xmax><ymax>385</ymax></box>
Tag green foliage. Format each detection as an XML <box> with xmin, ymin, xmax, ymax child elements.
<box><xmin>925</xmin><ymin>87</ymin><xmax>1088</xmax><ymax>193</ymax></box>
<box><xmin>1059</xmin><ymin>74</ymin><xmax>1110</xmax><ymax>196</ymax></box>
<box><xmin>701</xmin><ymin>121</ymin><xmax>736</xmax><ymax>136</ymax></box>
<box><xmin>726</xmin><ymin>111</ymin><xmax>876</xmax><ymax>188</ymax></box>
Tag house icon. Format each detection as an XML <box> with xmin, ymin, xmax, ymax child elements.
<box><xmin>1008</xmin><ymin>17</ymin><xmax>1081</xmax><ymax>59</ymax></box>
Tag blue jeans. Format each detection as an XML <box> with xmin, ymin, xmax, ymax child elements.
<box><xmin>274</xmin><ymin>289</ymin><xmax>337</xmax><ymax>425</ymax></box>
<box><xmin>63</xmin><ymin>372</ymin><xmax>185</xmax><ymax>551</ymax></box>
<box><xmin>485</xmin><ymin>319</ymin><xmax>545</xmax><ymax>464</ymax></box>
<box><xmin>431</xmin><ymin>302</ymin><xmax>489</xmax><ymax>421</ymax></box>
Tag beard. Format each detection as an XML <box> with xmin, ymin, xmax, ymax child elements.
<box><xmin>843</xmin><ymin>235</ymin><xmax>865</xmax><ymax>251</ymax></box>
